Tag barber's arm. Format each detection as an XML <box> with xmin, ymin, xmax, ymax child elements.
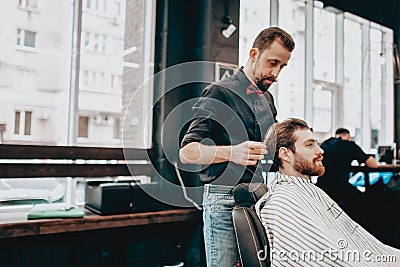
<box><xmin>179</xmin><ymin>141</ymin><xmax>267</xmax><ymax>166</ymax></box>
<box><xmin>365</xmin><ymin>156</ymin><xmax>378</xmax><ymax>168</ymax></box>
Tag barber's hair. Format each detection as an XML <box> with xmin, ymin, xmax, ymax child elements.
<box><xmin>335</xmin><ymin>128</ymin><xmax>350</xmax><ymax>135</ymax></box>
<box><xmin>264</xmin><ymin>118</ymin><xmax>310</xmax><ymax>167</ymax></box>
<box><xmin>252</xmin><ymin>27</ymin><xmax>295</xmax><ymax>54</ymax></box>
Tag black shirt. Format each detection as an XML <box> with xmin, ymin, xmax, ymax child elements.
<box><xmin>316</xmin><ymin>137</ymin><xmax>369</xmax><ymax>190</ymax></box>
<box><xmin>181</xmin><ymin>68</ymin><xmax>277</xmax><ymax>185</ymax></box>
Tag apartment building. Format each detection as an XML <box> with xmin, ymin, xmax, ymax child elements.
<box><xmin>0</xmin><ymin>0</ymin><xmax>128</xmax><ymax>147</ymax></box>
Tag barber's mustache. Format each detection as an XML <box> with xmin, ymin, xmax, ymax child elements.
<box><xmin>260</xmin><ymin>75</ymin><xmax>277</xmax><ymax>83</ymax></box>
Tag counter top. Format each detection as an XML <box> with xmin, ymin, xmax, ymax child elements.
<box><xmin>0</xmin><ymin>208</ymin><xmax>202</xmax><ymax>239</ymax></box>
<box><xmin>350</xmin><ymin>164</ymin><xmax>400</xmax><ymax>190</ymax></box>
<box><xmin>350</xmin><ymin>164</ymin><xmax>400</xmax><ymax>172</ymax></box>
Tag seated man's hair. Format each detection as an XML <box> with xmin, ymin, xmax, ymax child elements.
<box><xmin>264</xmin><ymin>118</ymin><xmax>310</xmax><ymax>167</ymax></box>
<box><xmin>335</xmin><ymin>128</ymin><xmax>350</xmax><ymax>135</ymax></box>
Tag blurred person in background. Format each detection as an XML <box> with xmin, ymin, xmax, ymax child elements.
<box><xmin>316</xmin><ymin>127</ymin><xmax>377</xmax><ymax>223</ymax></box>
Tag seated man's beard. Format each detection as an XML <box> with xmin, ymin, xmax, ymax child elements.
<box><xmin>293</xmin><ymin>153</ymin><xmax>325</xmax><ymax>177</ymax></box>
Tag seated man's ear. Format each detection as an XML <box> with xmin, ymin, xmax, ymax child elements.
<box><xmin>278</xmin><ymin>147</ymin><xmax>291</xmax><ymax>163</ymax></box>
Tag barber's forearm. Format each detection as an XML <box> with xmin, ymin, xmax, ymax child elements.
<box><xmin>179</xmin><ymin>142</ymin><xmax>231</xmax><ymax>164</ymax></box>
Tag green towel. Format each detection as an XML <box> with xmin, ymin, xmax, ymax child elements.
<box><xmin>27</xmin><ymin>204</ymin><xmax>84</xmax><ymax>220</ymax></box>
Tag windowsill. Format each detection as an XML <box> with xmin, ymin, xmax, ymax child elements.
<box><xmin>83</xmin><ymin>8</ymin><xmax>118</xmax><ymax>20</ymax></box>
<box><xmin>10</xmin><ymin>134</ymin><xmax>33</xmax><ymax>141</ymax></box>
<box><xmin>79</xmin><ymin>87</ymin><xmax>123</xmax><ymax>96</ymax></box>
<box><xmin>77</xmin><ymin>137</ymin><xmax>121</xmax><ymax>145</ymax></box>
<box><xmin>0</xmin><ymin>207</ymin><xmax>201</xmax><ymax>239</ymax></box>
<box><xmin>17</xmin><ymin>5</ymin><xmax>39</xmax><ymax>13</ymax></box>
<box><xmin>0</xmin><ymin>84</ymin><xmax>12</xmax><ymax>89</ymax></box>
<box><xmin>15</xmin><ymin>45</ymin><xmax>37</xmax><ymax>53</ymax></box>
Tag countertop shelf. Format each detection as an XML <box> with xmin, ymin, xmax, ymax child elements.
<box><xmin>0</xmin><ymin>208</ymin><xmax>201</xmax><ymax>239</ymax></box>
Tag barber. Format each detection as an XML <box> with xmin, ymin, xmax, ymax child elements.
<box><xmin>179</xmin><ymin>27</ymin><xmax>295</xmax><ymax>267</ymax></box>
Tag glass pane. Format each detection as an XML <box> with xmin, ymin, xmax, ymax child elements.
<box><xmin>313</xmin><ymin>6</ymin><xmax>336</xmax><ymax>82</ymax></box>
<box><xmin>239</xmin><ymin>0</ymin><xmax>270</xmax><ymax>67</ymax></box>
<box><xmin>27</xmin><ymin>0</ymin><xmax>38</xmax><ymax>9</ymax></box>
<box><xmin>1</xmin><ymin>2</ymin><xmax>74</xmax><ymax>145</ymax></box>
<box><xmin>78</xmin><ymin>116</ymin><xmax>89</xmax><ymax>138</ymax></box>
<box><xmin>0</xmin><ymin>178</ymin><xmax>66</xmax><ymax>207</ymax></box>
<box><xmin>343</xmin><ymin>18</ymin><xmax>362</xmax><ymax>143</ymax></box>
<box><xmin>120</xmin><ymin>0</ymin><xmax>155</xmax><ymax>148</ymax></box>
<box><xmin>0</xmin><ymin>1</ymin><xmax>155</xmax><ymax>209</ymax></box>
<box><xmin>313</xmin><ymin>85</ymin><xmax>333</xmax><ymax>133</ymax></box>
<box><xmin>80</xmin><ymin>0</ymin><xmax>155</xmax><ymax>148</ymax></box>
<box><xmin>16</xmin><ymin>29</ymin><xmax>22</xmax><ymax>45</ymax></box>
<box><xmin>369</xmin><ymin>28</ymin><xmax>383</xmax><ymax>148</ymax></box>
<box><xmin>276</xmin><ymin>0</ymin><xmax>306</xmax><ymax>120</ymax></box>
<box><xmin>14</xmin><ymin>111</ymin><xmax>20</xmax><ymax>134</ymax></box>
<box><xmin>1</xmin><ymin>1</ymin><xmax>154</xmax><ymax>147</ymax></box>
<box><xmin>24</xmin><ymin>111</ymin><xmax>32</xmax><ymax>135</ymax></box>
<box><xmin>24</xmin><ymin>31</ymin><xmax>36</xmax><ymax>48</ymax></box>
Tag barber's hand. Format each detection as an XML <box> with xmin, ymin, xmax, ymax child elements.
<box><xmin>230</xmin><ymin>141</ymin><xmax>268</xmax><ymax>166</ymax></box>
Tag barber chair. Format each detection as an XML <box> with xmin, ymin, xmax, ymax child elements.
<box><xmin>232</xmin><ymin>182</ymin><xmax>271</xmax><ymax>267</ymax></box>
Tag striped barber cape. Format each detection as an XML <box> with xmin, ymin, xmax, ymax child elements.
<box><xmin>255</xmin><ymin>172</ymin><xmax>400</xmax><ymax>266</ymax></box>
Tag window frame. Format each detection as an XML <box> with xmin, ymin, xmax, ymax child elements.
<box><xmin>18</xmin><ymin>0</ymin><xmax>38</xmax><ymax>10</ymax></box>
<box><xmin>261</xmin><ymin>0</ymin><xmax>394</xmax><ymax>151</ymax></box>
<box><xmin>16</xmin><ymin>28</ymin><xmax>36</xmax><ymax>48</ymax></box>
<box><xmin>0</xmin><ymin>0</ymin><xmax>157</xmax><ymax>211</ymax></box>
<box><xmin>13</xmin><ymin>110</ymin><xmax>32</xmax><ymax>136</ymax></box>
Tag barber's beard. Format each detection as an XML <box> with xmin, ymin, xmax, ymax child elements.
<box><xmin>255</xmin><ymin>77</ymin><xmax>274</xmax><ymax>92</ymax></box>
<box><xmin>253</xmin><ymin>62</ymin><xmax>276</xmax><ymax>92</ymax></box>
<box><xmin>293</xmin><ymin>153</ymin><xmax>325</xmax><ymax>177</ymax></box>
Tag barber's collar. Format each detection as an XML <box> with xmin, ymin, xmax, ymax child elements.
<box><xmin>237</xmin><ymin>68</ymin><xmax>264</xmax><ymax>98</ymax></box>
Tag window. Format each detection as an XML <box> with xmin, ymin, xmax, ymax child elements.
<box><xmin>24</xmin><ymin>111</ymin><xmax>32</xmax><ymax>135</ymax></box>
<box><xmin>313</xmin><ymin>6</ymin><xmax>336</xmax><ymax>83</ymax></box>
<box><xmin>342</xmin><ymin>14</ymin><xmax>394</xmax><ymax>148</ymax></box>
<box><xmin>101</xmin><ymin>35</ymin><xmax>107</xmax><ymax>52</ymax></box>
<box><xmin>85</xmin><ymin>0</ymin><xmax>107</xmax><ymax>14</ymax></box>
<box><xmin>1</xmin><ymin>0</ymin><xmax>156</xmax><ymax>209</ymax></box>
<box><xmin>115</xmin><ymin>1</ymin><xmax>121</xmax><ymax>15</ymax></box>
<box><xmin>113</xmin><ymin>117</ymin><xmax>120</xmax><ymax>139</ymax></box>
<box><xmin>98</xmin><ymin>72</ymin><xmax>105</xmax><ymax>90</ymax></box>
<box><xmin>343</xmin><ymin>16</ymin><xmax>362</xmax><ymax>143</ymax></box>
<box><xmin>18</xmin><ymin>0</ymin><xmax>38</xmax><ymax>9</ymax></box>
<box><xmin>82</xmin><ymin>32</ymin><xmax>107</xmax><ymax>53</ymax></box>
<box><xmin>275</xmin><ymin>0</ymin><xmax>306</xmax><ymax>120</ymax></box>
<box><xmin>82</xmin><ymin>70</ymin><xmax>89</xmax><ymax>87</ymax></box>
<box><xmin>312</xmin><ymin>84</ymin><xmax>336</xmax><ymax>133</ymax></box>
<box><xmin>239</xmin><ymin>0</ymin><xmax>394</xmax><ymax>151</ymax></box>
<box><xmin>368</xmin><ymin>25</ymin><xmax>394</xmax><ymax>148</ymax></box>
<box><xmin>93</xmin><ymin>33</ymin><xmax>99</xmax><ymax>51</ymax></box>
<box><xmin>369</xmin><ymin>29</ymin><xmax>383</xmax><ymax>140</ymax></box>
<box><xmin>78</xmin><ymin>116</ymin><xmax>89</xmax><ymax>138</ymax></box>
<box><xmin>14</xmin><ymin>110</ymin><xmax>31</xmax><ymax>135</ymax></box>
<box><xmin>84</xmin><ymin>32</ymin><xmax>90</xmax><ymax>48</ymax></box>
<box><xmin>103</xmin><ymin>0</ymin><xmax>107</xmax><ymax>13</ymax></box>
<box><xmin>14</xmin><ymin>111</ymin><xmax>20</xmax><ymax>134</ymax></box>
<box><xmin>238</xmin><ymin>0</ymin><xmax>270</xmax><ymax>66</ymax></box>
<box><xmin>16</xmin><ymin>29</ymin><xmax>36</xmax><ymax>48</ymax></box>
<box><xmin>110</xmin><ymin>74</ymin><xmax>121</xmax><ymax>90</ymax></box>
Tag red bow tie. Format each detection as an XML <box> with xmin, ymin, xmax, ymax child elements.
<box><xmin>246</xmin><ymin>85</ymin><xmax>264</xmax><ymax>97</ymax></box>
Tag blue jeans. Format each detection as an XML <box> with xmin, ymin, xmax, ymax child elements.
<box><xmin>203</xmin><ymin>184</ymin><xmax>239</xmax><ymax>267</ymax></box>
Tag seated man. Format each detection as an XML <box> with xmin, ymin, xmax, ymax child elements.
<box><xmin>255</xmin><ymin>118</ymin><xmax>400</xmax><ymax>266</ymax></box>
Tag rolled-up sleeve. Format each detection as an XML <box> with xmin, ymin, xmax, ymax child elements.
<box><xmin>180</xmin><ymin>86</ymin><xmax>224</xmax><ymax>148</ymax></box>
